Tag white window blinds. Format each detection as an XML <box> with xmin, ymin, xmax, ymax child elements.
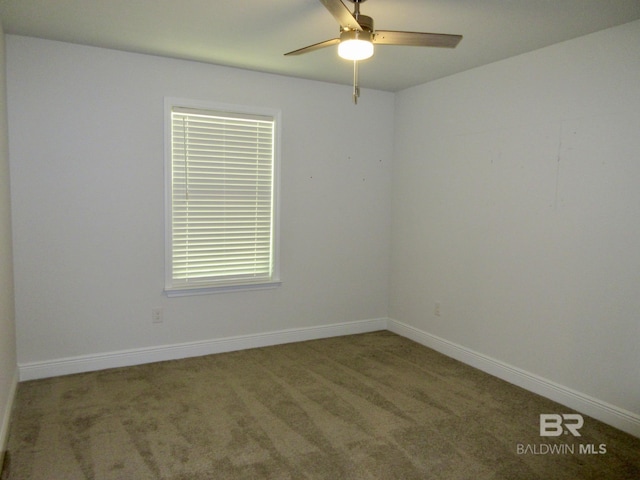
<box><xmin>169</xmin><ymin>106</ymin><xmax>276</xmax><ymax>290</ymax></box>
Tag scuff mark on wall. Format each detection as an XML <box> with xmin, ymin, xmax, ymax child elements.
<box><xmin>554</xmin><ymin>123</ymin><xmax>563</xmax><ymax>211</ymax></box>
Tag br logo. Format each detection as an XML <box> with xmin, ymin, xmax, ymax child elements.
<box><xmin>539</xmin><ymin>414</ymin><xmax>584</xmax><ymax>437</ymax></box>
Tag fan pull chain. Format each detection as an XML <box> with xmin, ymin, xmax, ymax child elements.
<box><xmin>353</xmin><ymin>60</ymin><xmax>360</xmax><ymax>104</ymax></box>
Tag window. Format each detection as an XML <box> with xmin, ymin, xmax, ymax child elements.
<box><xmin>165</xmin><ymin>99</ymin><xmax>280</xmax><ymax>296</ymax></box>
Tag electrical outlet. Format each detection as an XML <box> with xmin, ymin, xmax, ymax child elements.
<box><xmin>434</xmin><ymin>302</ymin><xmax>441</xmax><ymax>317</ymax></box>
<box><xmin>152</xmin><ymin>307</ymin><xmax>163</xmax><ymax>324</ymax></box>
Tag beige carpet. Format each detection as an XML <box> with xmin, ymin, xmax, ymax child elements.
<box><xmin>3</xmin><ymin>331</ymin><xmax>639</xmax><ymax>479</ymax></box>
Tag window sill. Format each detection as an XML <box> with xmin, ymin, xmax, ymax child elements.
<box><xmin>164</xmin><ymin>280</ymin><xmax>282</xmax><ymax>298</ymax></box>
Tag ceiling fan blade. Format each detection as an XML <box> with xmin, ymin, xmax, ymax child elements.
<box><xmin>319</xmin><ymin>0</ymin><xmax>362</xmax><ymax>30</ymax></box>
<box><xmin>373</xmin><ymin>30</ymin><xmax>462</xmax><ymax>48</ymax></box>
<box><xmin>284</xmin><ymin>38</ymin><xmax>340</xmax><ymax>56</ymax></box>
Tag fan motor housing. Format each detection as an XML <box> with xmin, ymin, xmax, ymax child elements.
<box><xmin>343</xmin><ymin>14</ymin><xmax>374</xmax><ymax>33</ymax></box>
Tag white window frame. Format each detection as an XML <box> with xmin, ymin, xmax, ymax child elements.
<box><xmin>164</xmin><ymin>98</ymin><xmax>281</xmax><ymax>297</ymax></box>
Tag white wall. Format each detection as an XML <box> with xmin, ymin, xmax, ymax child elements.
<box><xmin>390</xmin><ymin>20</ymin><xmax>640</xmax><ymax>418</ymax></box>
<box><xmin>6</xmin><ymin>18</ymin><xmax>640</xmax><ymax>436</ymax></box>
<box><xmin>0</xmin><ymin>20</ymin><xmax>18</xmax><ymax>463</ymax></box>
<box><xmin>7</xmin><ymin>36</ymin><xmax>394</xmax><ymax>370</ymax></box>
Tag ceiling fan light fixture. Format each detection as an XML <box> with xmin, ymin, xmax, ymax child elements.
<box><xmin>338</xmin><ymin>30</ymin><xmax>374</xmax><ymax>60</ymax></box>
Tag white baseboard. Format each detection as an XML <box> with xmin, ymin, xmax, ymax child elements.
<box><xmin>387</xmin><ymin>318</ymin><xmax>640</xmax><ymax>438</ymax></box>
<box><xmin>18</xmin><ymin>318</ymin><xmax>388</xmax><ymax>381</ymax></box>
<box><xmin>0</xmin><ymin>366</ymin><xmax>18</xmax><ymax>472</ymax></box>
<box><xmin>16</xmin><ymin>317</ymin><xmax>640</xmax><ymax>439</ymax></box>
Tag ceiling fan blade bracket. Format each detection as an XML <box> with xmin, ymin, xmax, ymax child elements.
<box><xmin>319</xmin><ymin>0</ymin><xmax>363</xmax><ymax>31</ymax></box>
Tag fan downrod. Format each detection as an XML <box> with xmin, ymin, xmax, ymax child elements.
<box><xmin>344</xmin><ymin>0</ymin><xmax>372</xmax><ymax>32</ymax></box>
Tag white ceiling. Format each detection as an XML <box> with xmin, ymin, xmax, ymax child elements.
<box><xmin>0</xmin><ymin>0</ymin><xmax>638</xmax><ymax>92</ymax></box>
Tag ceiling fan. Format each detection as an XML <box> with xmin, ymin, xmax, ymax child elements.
<box><xmin>285</xmin><ymin>0</ymin><xmax>463</xmax><ymax>103</ymax></box>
